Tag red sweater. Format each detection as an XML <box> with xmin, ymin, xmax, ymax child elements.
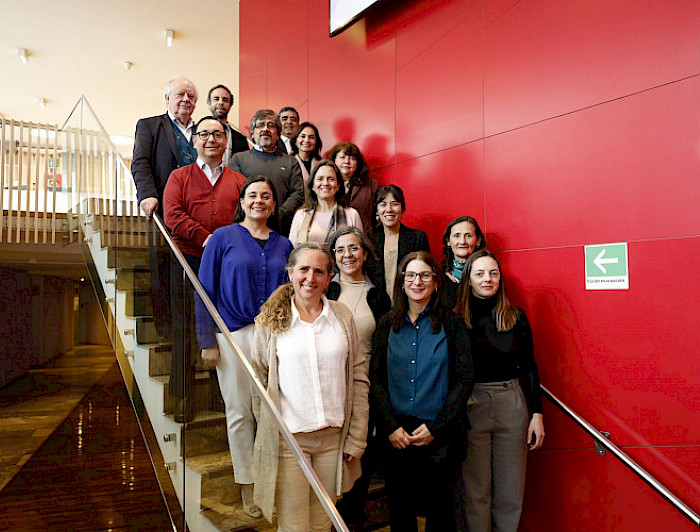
<box><xmin>163</xmin><ymin>163</ymin><xmax>247</xmax><ymax>257</ymax></box>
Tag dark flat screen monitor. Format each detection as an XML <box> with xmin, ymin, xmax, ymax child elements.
<box><xmin>330</xmin><ymin>0</ymin><xmax>384</xmax><ymax>36</ymax></box>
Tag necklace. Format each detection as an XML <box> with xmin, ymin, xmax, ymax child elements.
<box><xmin>340</xmin><ymin>278</ymin><xmax>367</xmax><ymax>313</ymax></box>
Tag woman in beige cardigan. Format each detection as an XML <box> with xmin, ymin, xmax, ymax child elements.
<box><xmin>251</xmin><ymin>242</ymin><xmax>369</xmax><ymax>531</ymax></box>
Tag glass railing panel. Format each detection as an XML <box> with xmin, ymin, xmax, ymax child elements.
<box><xmin>62</xmin><ymin>96</ymin><xmax>352</xmax><ymax>531</ymax></box>
<box><xmin>161</xmin><ymin>215</ymin><xmax>350</xmax><ymax>531</ymax></box>
<box><xmin>61</xmin><ymin>98</ymin><xmax>185</xmax><ymax>529</ymax></box>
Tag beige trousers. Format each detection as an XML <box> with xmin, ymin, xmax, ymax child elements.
<box><xmin>276</xmin><ymin>427</ymin><xmax>341</xmax><ymax>532</ymax></box>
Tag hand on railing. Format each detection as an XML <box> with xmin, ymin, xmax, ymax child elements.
<box><xmin>140</xmin><ymin>198</ymin><xmax>159</xmax><ymax>218</ymax></box>
<box><xmin>201</xmin><ymin>346</ymin><xmax>220</xmax><ymax>369</ymax></box>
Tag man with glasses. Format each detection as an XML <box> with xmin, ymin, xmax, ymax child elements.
<box><xmin>163</xmin><ymin>116</ymin><xmax>247</xmax><ymax>422</ymax></box>
<box><xmin>227</xmin><ymin>109</ymin><xmax>304</xmax><ymax>235</ymax></box>
<box><xmin>207</xmin><ymin>84</ymin><xmax>249</xmax><ymax>165</ymax></box>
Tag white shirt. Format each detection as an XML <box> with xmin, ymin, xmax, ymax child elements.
<box><xmin>276</xmin><ymin>296</ymin><xmax>348</xmax><ymax>433</ymax></box>
<box><xmin>196</xmin><ymin>157</ymin><xmax>224</xmax><ymax>187</ymax></box>
<box><xmin>167</xmin><ymin>111</ymin><xmax>194</xmax><ymax>141</ymax></box>
<box><xmin>222</xmin><ymin>122</ymin><xmax>248</xmax><ymax>165</ymax></box>
<box><xmin>281</xmin><ymin>135</ymin><xmax>293</xmax><ymax>154</ymax></box>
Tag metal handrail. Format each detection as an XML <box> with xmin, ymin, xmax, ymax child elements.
<box><xmin>64</xmin><ymin>94</ymin><xmax>349</xmax><ymax>531</ymax></box>
<box><xmin>541</xmin><ymin>385</ymin><xmax>700</xmax><ymax>528</ymax></box>
<box><xmin>152</xmin><ymin>214</ymin><xmax>350</xmax><ymax>532</ymax></box>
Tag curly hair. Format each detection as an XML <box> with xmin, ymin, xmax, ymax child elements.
<box><xmin>327</xmin><ymin>226</ymin><xmax>379</xmax><ymax>272</ymax></box>
<box><xmin>255</xmin><ymin>283</ymin><xmax>295</xmax><ymax>334</ymax></box>
<box><xmin>254</xmin><ymin>243</ymin><xmax>334</xmax><ymax>334</ymax></box>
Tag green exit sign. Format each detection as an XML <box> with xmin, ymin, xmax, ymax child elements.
<box><xmin>584</xmin><ymin>242</ymin><xmax>628</xmax><ymax>290</ymax></box>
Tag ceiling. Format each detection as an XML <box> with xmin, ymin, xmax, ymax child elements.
<box><xmin>1</xmin><ymin>0</ymin><xmax>241</xmax><ymax>155</ymax></box>
<box><xmin>1</xmin><ymin>0</ymin><xmax>241</xmax><ymax>278</ymax></box>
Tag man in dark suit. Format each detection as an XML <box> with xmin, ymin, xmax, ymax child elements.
<box><xmin>130</xmin><ymin>77</ymin><xmax>199</xmax><ymax>403</ymax></box>
<box><xmin>131</xmin><ymin>76</ymin><xmax>199</xmax><ymax>218</ymax></box>
<box><xmin>207</xmin><ymin>84</ymin><xmax>249</xmax><ymax>165</ymax></box>
<box><xmin>277</xmin><ymin>106</ymin><xmax>299</xmax><ymax>154</ymax></box>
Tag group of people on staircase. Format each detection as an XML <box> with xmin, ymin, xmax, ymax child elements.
<box><xmin>131</xmin><ymin>75</ymin><xmax>545</xmax><ymax>532</ymax></box>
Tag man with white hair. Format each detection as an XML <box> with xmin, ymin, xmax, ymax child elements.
<box><xmin>132</xmin><ymin>76</ymin><xmax>199</xmax><ymax>218</ymax></box>
<box><xmin>130</xmin><ymin>76</ymin><xmax>199</xmax><ymax>366</ymax></box>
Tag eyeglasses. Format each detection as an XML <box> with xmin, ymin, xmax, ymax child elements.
<box><xmin>195</xmin><ymin>130</ymin><xmax>225</xmax><ymax>141</ymax></box>
<box><xmin>403</xmin><ymin>271</ymin><xmax>435</xmax><ymax>282</ymax></box>
<box><xmin>333</xmin><ymin>244</ymin><xmax>361</xmax><ymax>254</ymax></box>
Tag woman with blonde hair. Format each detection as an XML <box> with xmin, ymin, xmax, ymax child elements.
<box><xmin>251</xmin><ymin>242</ymin><xmax>369</xmax><ymax>531</ymax></box>
<box><xmin>454</xmin><ymin>249</ymin><xmax>544</xmax><ymax>532</ymax></box>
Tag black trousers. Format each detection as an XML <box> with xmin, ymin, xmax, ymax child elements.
<box><xmin>169</xmin><ymin>253</ymin><xmax>201</xmax><ymax>400</ymax></box>
<box><xmin>382</xmin><ymin>417</ymin><xmax>461</xmax><ymax>532</ymax></box>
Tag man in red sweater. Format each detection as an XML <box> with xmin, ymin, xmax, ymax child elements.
<box><xmin>163</xmin><ymin>116</ymin><xmax>247</xmax><ymax>422</ymax></box>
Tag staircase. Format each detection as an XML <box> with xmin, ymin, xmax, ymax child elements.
<box><xmin>80</xmin><ymin>210</ymin><xmax>275</xmax><ymax>531</ymax></box>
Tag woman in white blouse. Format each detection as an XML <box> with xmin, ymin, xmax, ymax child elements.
<box><xmin>288</xmin><ymin>160</ymin><xmax>363</xmax><ymax>246</ymax></box>
<box><xmin>250</xmin><ymin>242</ymin><xmax>369</xmax><ymax>531</ymax></box>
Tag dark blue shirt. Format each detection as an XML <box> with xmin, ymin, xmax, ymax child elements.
<box><xmin>196</xmin><ymin>224</ymin><xmax>293</xmax><ymax>347</ymax></box>
<box><xmin>387</xmin><ymin>311</ymin><xmax>449</xmax><ymax>420</ymax></box>
<box><xmin>170</xmin><ymin>119</ymin><xmax>197</xmax><ymax>167</ymax></box>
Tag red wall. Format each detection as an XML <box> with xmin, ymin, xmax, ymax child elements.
<box><xmin>239</xmin><ymin>0</ymin><xmax>700</xmax><ymax>529</ymax></box>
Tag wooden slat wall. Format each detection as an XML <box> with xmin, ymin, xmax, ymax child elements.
<box><xmin>0</xmin><ymin>115</ymin><xmax>141</xmax><ymax>247</ymax></box>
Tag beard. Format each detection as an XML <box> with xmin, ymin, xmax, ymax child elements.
<box><xmin>211</xmin><ymin>107</ymin><xmax>228</xmax><ymax>120</ymax></box>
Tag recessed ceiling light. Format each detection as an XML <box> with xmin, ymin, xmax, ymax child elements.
<box><xmin>165</xmin><ymin>29</ymin><xmax>174</xmax><ymax>47</ymax></box>
<box><xmin>123</xmin><ymin>61</ymin><xmax>133</xmax><ymax>71</ymax></box>
<box><xmin>18</xmin><ymin>48</ymin><xmax>28</xmax><ymax>64</ymax></box>
<box><xmin>37</xmin><ymin>97</ymin><xmax>47</xmax><ymax>109</ymax></box>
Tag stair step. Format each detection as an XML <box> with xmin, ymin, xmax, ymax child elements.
<box><xmin>134</xmin><ymin>317</ymin><xmax>166</xmax><ymax>344</ymax></box>
<box><xmin>106</xmin><ymin>247</ymin><xmax>150</xmax><ymax>269</ymax></box>
<box><xmin>124</xmin><ymin>289</ymin><xmax>153</xmax><ymax>317</ymax></box>
<box><xmin>140</xmin><ymin>343</ymin><xmax>215</xmax><ymax>378</ymax></box>
<box><xmin>154</xmin><ymin>372</ymin><xmax>220</xmax><ymax>416</ymax></box>
<box><xmin>182</xmin><ymin>416</ymin><xmax>228</xmax><ymax>458</ymax></box>
<box><xmin>201</xmin><ymin>505</ymin><xmax>275</xmax><ymax>531</ymax></box>
<box><xmin>193</xmin><ymin>451</ymin><xmax>275</xmax><ymax>532</ymax></box>
<box><xmin>116</xmin><ymin>266</ymin><xmax>152</xmax><ymax>291</ymax></box>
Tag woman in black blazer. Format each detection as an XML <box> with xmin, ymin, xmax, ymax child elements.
<box><xmin>370</xmin><ymin>184</ymin><xmax>430</xmax><ymax>302</ymax></box>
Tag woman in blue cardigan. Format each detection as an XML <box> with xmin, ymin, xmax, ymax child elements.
<box><xmin>197</xmin><ymin>176</ymin><xmax>293</xmax><ymax>519</ymax></box>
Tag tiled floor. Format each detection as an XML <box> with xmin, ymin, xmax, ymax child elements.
<box><xmin>0</xmin><ymin>345</ymin><xmax>173</xmax><ymax>530</ymax></box>
<box><xmin>0</xmin><ymin>345</ymin><xmax>115</xmax><ymax>490</ymax></box>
